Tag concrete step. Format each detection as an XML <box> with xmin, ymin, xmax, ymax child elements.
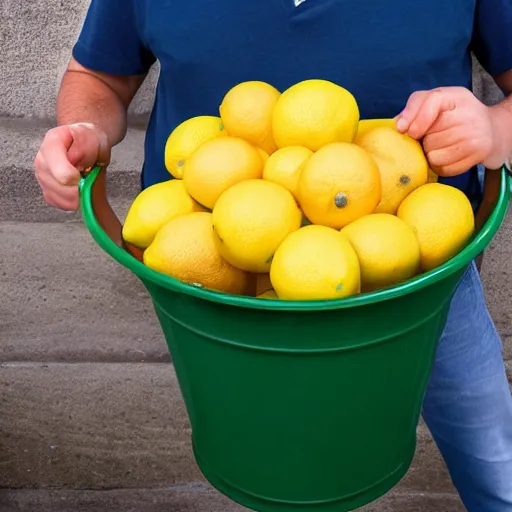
<box><xmin>0</xmin><ymin>117</ymin><xmax>144</xmax><ymax>218</ymax></box>
<box><xmin>1</xmin><ymin>222</ymin><xmax>168</xmax><ymax>363</ymax></box>
<box><xmin>0</xmin><ymin>362</ymin><xmax>461</xmax><ymax>511</ymax></box>
<box><xmin>0</xmin><ymin>488</ymin><xmax>465</xmax><ymax>512</ymax></box>
<box><xmin>1</xmin><ymin>219</ymin><xmax>511</xmax><ymax>363</ymax></box>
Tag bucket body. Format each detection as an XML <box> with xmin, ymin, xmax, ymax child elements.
<box><xmin>80</xmin><ymin>166</ymin><xmax>510</xmax><ymax>512</ymax></box>
<box><xmin>145</xmin><ymin>266</ymin><xmax>463</xmax><ymax>511</ymax></box>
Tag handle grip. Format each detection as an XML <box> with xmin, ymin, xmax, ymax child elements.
<box><xmin>79</xmin><ymin>165</ymin><xmax>144</xmax><ymax>262</ymax></box>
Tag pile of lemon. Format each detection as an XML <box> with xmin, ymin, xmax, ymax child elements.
<box><xmin>122</xmin><ymin>79</ymin><xmax>475</xmax><ymax>301</ymax></box>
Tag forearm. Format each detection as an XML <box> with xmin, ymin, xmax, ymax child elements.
<box><xmin>56</xmin><ymin>69</ymin><xmax>128</xmax><ymax>147</ymax></box>
<box><xmin>487</xmin><ymin>70</ymin><xmax>512</xmax><ymax>167</ymax></box>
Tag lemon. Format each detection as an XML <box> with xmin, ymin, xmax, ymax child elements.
<box><xmin>257</xmin><ymin>147</ymin><xmax>270</xmax><ymax>165</ymax></box>
<box><xmin>184</xmin><ymin>136</ymin><xmax>264</xmax><ymax>209</ymax></box>
<box><xmin>270</xmin><ymin>225</ymin><xmax>361</xmax><ymax>300</ymax></box>
<box><xmin>164</xmin><ymin>116</ymin><xmax>226</xmax><ymax>179</ymax></box>
<box><xmin>122</xmin><ymin>180</ymin><xmax>205</xmax><ymax>249</ymax></box>
<box><xmin>263</xmin><ymin>146</ymin><xmax>313</xmax><ymax>199</ymax></box>
<box><xmin>355</xmin><ymin>126</ymin><xmax>428</xmax><ymax>214</ymax></box>
<box><xmin>220</xmin><ymin>81</ymin><xmax>281</xmax><ymax>154</ymax></box>
<box><xmin>212</xmin><ymin>179</ymin><xmax>302</xmax><ymax>273</ymax></box>
<box><xmin>257</xmin><ymin>289</ymin><xmax>279</xmax><ymax>299</ymax></box>
<box><xmin>341</xmin><ymin>213</ymin><xmax>421</xmax><ymax>292</ymax></box>
<box><xmin>397</xmin><ymin>183</ymin><xmax>475</xmax><ymax>271</ymax></box>
<box><xmin>272</xmin><ymin>79</ymin><xmax>359</xmax><ymax>151</ymax></box>
<box><xmin>356</xmin><ymin>118</ymin><xmax>397</xmax><ymax>139</ymax></box>
<box><xmin>143</xmin><ymin>212</ymin><xmax>251</xmax><ymax>295</ymax></box>
<box><xmin>297</xmin><ymin>142</ymin><xmax>381</xmax><ymax>229</ymax></box>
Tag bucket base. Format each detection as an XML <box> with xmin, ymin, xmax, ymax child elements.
<box><xmin>193</xmin><ymin>439</ymin><xmax>415</xmax><ymax>512</ymax></box>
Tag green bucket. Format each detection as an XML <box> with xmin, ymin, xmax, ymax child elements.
<box><xmin>80</xmin><ymin>166</ymin><xmax>511</xmax><ymax>511</ymax></box>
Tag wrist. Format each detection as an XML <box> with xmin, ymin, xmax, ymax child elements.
<box><xmin>486</xmin><ymin>104</ymin><xmax>512</xmax><ymax>170</ymax></box>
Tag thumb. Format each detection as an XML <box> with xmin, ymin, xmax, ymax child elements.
<box><xmin>67</xmin><ymin>122</ymin><xmax>111</xmax><ymax>170</ymax></box>
<box><xmin>395</xmin><ymin>90</ymin><xmax>430</xmax><ymax>133</ymax></box>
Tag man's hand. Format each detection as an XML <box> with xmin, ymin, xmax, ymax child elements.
<box><xmin>34</xmin><ymin>122</ymin><xmax>110</xmax><ymax>211</ymax></box>
<box><xmin>395</xmin><ymin>86</ymin><xmax>510</xmax><ymax>177</ymax></box>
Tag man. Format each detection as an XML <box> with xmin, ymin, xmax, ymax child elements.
<box><xmin>34</xmin><ymin>1</ymin><xmax>512</xmax><ymax>510</ymax></box>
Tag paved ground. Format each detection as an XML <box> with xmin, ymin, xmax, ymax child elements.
<box><xmin>1</xmin><ymin>118</ymin><xmax>511</xmax><ymax>511</ymax></box>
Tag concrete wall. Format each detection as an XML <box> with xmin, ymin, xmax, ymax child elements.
<box><xmin>0</xmin><ymin>0</ymin><xmax>504</xmax><ymax>122</ymax></box>
<box><xmin>0</xmin><ymin>0</ymin><xmax>158</xmax><ymax>120</ymax></box>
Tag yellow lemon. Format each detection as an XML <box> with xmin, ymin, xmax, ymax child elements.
<box><xmin>184</xmin><ymin>136</ymin><xmax>264</xmax><ymax>209</ymax></box>
<box><xmin>122</xmin><ymin>180</ymin><xmax>205</xmax><ymax>249</ymax></box>
<box><xmin>356</xmin><ymin>118</ymin><xmax>397</xmax><ymax>139</ymax></box>
<box><xmin>212</xmin><ymin>179</ymin><xmax>302</xmax><ymax>273</ymax></box>
<box><xmin>272</xmin><ymin>79</ymin><xmax>359</xmax><ymax>151</ymax></box>
<box><xmin>257</xmin><ymin>147</ymin><xmax>270</xmax><ymax>165</ymax></box>
<box><xmin>164</xmin><ymin>116</ymin><xmax>226</xmax><ymax>179</ymax></box>
<box><xmin>270</xmin><ymin>225</ymin><xmax>361</xmax><ymax>300</ymax></box>
<box><xmin>143</xmin><ymin>212</ymin><xmax>251</xmax><ymax>295</ymax></box>
<box><xmin>220</xmin><ymin>81</ymin><xmax>281</xmax><ymax>154</ymax></box>
<box><xmin>397</xmin><ymin>183</ymin><xmax>475</xmax><ymax>271</ymax></box>
<box><xmin>341</xmin><ymin>213</ymin><xmax>421</xmax><ymax>292</ymax></box>
<box><xmin>263</xmin><ymin>146</ymin><xmax>313</xmax><ymax>200</ymax></box>
<box><xmin>297</xmin><ymin>142</ymin><xmax>382</xmax><ymax>229</ymax></box>
<box><xmin>355</xmin><ymin>126</ymin><xmax>428</xmax><ymax>214</ymax></box>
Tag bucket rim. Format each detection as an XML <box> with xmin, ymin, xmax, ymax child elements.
<box><xmin>80</xmin><ymin>167</ymin><xmax>511</xmax><ymax>311</ymax></box>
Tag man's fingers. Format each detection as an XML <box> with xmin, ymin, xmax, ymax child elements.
<box><xmin>429</xmin><ymin>153</ymin><xmax>481</xmax><ymax>178</ymax></box>
<box><xmin>43</xmin><ymin>189</ymin><xmax>80</xmax><ymax>211</ymax></box>
<box><xmin>34</xmin><ymin>123</ymin><xmax>111</xmax><ymax>211</ymax></box>
<box><xmin>39</xmin><ymin>127</ymin><xmax>82</xmax><ymax>186</ymax></box>
<box><xmin>426</xmin><ymin>143</ymin><xmax>467</xmax><ymax>169</ymax></box>
<box><xmin>67</xmin><ymin>123</ymin><xmax>111</xmax><ymax>169</ymax></box>
<box><xmin>406</xmin><ymin>89</ymin><xmax>458</xmax><ymax>140</ymax></box>
<box><xmin>396</xmin><ymin>87</ymin><xmax>459</xmax><ymax>140</ymax></box>
<box><xmin>422</xmin><ymin>125</ymin><xmax>466</xmax><ymax>155</ymax></box>
<box><xmin>426</xmin><ymin>139</ymin><xmax>489</xmax><ymax>177</ymax></box>
<box><xmin>395</xmin><ymin>90</ymin><xmax>429</xmax><ymax>132</ymax></box>
<box><xmin>36</xmin><ymin>162</ymin><xmax>79</xmax><ymax>210</ymax></box>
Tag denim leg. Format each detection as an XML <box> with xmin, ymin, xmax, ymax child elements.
<box><xmin>422</xmin><ymin>261</ymin><xmax>512</xmax><ymax>512</ymax></box>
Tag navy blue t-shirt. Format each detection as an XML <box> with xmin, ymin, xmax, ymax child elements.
<box><xmin>73</xmin><ymin>0</ymin><xmax>512</xmax><ymax>206</ymax></box>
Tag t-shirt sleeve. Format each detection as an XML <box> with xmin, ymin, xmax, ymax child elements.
<box><xmin>72</xmin><ymin>0</ymin><xmax>156</xmax><ymax>76</ymax></box>
<box><xmin>471</xmin><ymin>0</ymin><xmax>512</xmax><ymax>76</ymax></box>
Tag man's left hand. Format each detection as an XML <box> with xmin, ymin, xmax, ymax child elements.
<box><xmin>395</xmin><ymin>86</ymin><xmax>510</xmax><ymax>176</ymax></box>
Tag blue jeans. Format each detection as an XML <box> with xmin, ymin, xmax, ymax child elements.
<box><xmin>422</xmin><ymin>261</ymin><xmax>512</xmax><ymax>511</ymax></box>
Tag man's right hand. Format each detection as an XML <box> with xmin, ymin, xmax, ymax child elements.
<box><xmin>34</xmin><ymin>122</ymin><xmax>111</xmax><ymax>211</ymax></box>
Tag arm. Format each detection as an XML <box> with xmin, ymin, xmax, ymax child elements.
<box><xmin>56</xmin><ymin>57</ymin><xmax>146</xmax><ymax>146</ymax></box>
<box><xmin>34</xmin><ymin>59</ymin><xmax>146</xmax><ymax>210</ymax></box>
<box><xmin>34</xmin><ymin>0</ymin><xmax>156</xmax><ymax>211</ymax></box>
<box><xmin>486</xmin><ymin>69</ymin><xmax>512</xmax><ymax>167</ymax></box>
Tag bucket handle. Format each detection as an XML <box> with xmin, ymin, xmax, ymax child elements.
<box><xmin>475</xmin><ymin>165</ymin><xmax>511</xmax><ymax>232</ymax></box>
<box><xmin>80</xmin><ymin>164</ymin><xmax>144</xmax><ymax>262</ymax></box>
